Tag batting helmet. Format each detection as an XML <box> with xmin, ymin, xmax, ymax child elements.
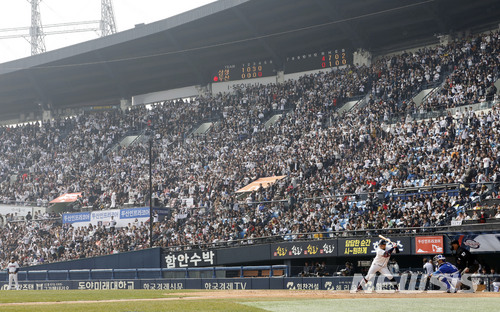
<box><xmin>378</xmin><ymin>239</ymin><xmax>387</xmax><ymax>245</ymax></box>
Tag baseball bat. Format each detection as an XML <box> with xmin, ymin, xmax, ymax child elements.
<box><xmin>378</xmin><ymin>234</ymin><xmax>393</xmax><ymax>245</ymax></box>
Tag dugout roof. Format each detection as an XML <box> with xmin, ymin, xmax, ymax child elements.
<box><xmin>0</xmin><ymin>0</ymin><xmax>499</xmax><ymax>119</ymax></box>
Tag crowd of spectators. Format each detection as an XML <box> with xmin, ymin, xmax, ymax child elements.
<box><xmin>365</xmin><ymin>31</ymin><xmax>500</xmax><ymax>120</ymax></box>
<box><xmin>422</xmin><ymin>32</ymin><xmax>500</xmax><ymax>111</ymax></box>
<box><xmin>0</xmin><ymin>31</ymin><xmax>500</xmax><ymax>267</ymax></box>
<box><xmin>0</xmin><ymin>214</ymin><xmax>150</xmax><ymax>269</ymax></box>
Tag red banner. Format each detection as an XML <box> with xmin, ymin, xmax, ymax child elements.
<box><xmin>415</xmin><ymin>235</ymin><xmax>443</xmax><ymax>254</ymax></box>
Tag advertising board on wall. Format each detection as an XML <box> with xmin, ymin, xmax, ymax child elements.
<box><xmin>211</xmin><ymin>76</ymin><xmax>277</xmax><ymax>94</ymax></box>
<box><xmin>453</xmin><ymin>234</ymin><xmax>500</xmax><ymax>253</ymax></box>
<box><xmin>62</xmin><ymin>207</ymin><xmax>150</xmax><ymax>228</ymax></box>
<box><xmin>415</xmin><ymin>236</ymin><xmax>443</xmax><ymax>254</ymax></box>
<box><xmin>338</xmin><ymin>236</ymin><xmax>411</xmax><ymax>256</ymax></box>
<box><xmin>162</xmin><ymin>249</ymin><xmax>216</xmax><ymax>268</ymax></box>
<box><xmin>270</xmin><ymin>237</ymin><xmax>411</xmax><ymax>259</ymax></box>
<box><xmin>338</xmin><ymin>238</ymin><xmax>373</xmax><ymax>256</ymax></box>
<box><xmin>271</xmin><ymin>240</ymin><xmax>337</xmax><ymax>259</ymax></box>
<box><xmin>0</xmin><ymin>280</ymin><xmax>175</xmax><ymax>291</ymax></box>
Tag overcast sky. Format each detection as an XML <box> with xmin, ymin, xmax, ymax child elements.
<box><xmin>0</xmin><ymin>0</ymin><xmax>217</xmax><ymax>64</ymax></box>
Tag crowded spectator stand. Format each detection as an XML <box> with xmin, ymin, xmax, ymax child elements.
<box><xmin>0</xmin><ymin>30</ymin><xmax>499</xmax><ymax>271</ymax></box>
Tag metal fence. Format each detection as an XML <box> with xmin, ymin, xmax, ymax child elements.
<box><xmin>162</xmin><ymin>220</ymin><xmax>500</xmax><ymax>252</ymax></box>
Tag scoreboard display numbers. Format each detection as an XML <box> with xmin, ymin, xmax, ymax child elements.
<box><xmin>284</xmin><ymin>49</ymin><xmax>351</xmax><ymax>74</ymax></box>
<box><xmin>212</xmin><ymin>60</ymin><xmax>275</xmax><ymax>83</ymax></box>
<box><xmin>211</xmin><ymin>48</ymin><xmax>352</xmax><ymax>82</ymax></box>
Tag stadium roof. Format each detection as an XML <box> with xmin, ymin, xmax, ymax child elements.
<box><xmin>0</xmin><ymin>0</ymin><xmax>499</xmax><ymax>120</ymax></box>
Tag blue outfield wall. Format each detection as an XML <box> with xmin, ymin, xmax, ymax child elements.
<box><xmin>2</xmin><ymin>275</ymin><xmax>496</xmax><ymax>291</ymax></box>
<box><xmin>0</xmin><ymin>276</ymin><xmax>416</xmax><ymax>291</ymax></box>
<box><xmin>0</xmin><ymin>277</ymin><xmax>359</xmax><ymax>291</ymax></box>
<box><xmin>20</xmin><ymin>248</ymin><xmax>162</xmax><ymax>271</ymax></box>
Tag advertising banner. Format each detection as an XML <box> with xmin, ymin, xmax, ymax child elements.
<box><xmin>0</xmin><ymin>280</ymin><xmax>184</xmax><ymax>291</ymax></box>
<box><xmin>271</xmin><ymin>240</ymin><xmax>337</xmax><ymax>259</ymax></box>
<box><xmin>202</xmin><ymin>279</ymin><xmax>252</xmax><ymax>290</ymax></box>
<box><xmin>0</xmin><ymin>280</ymin><xmax>137</xmax><ymax>291</ymax></box>
<box><xmin>0</xmin><ymin>275</ymin><xmax>488</xmax><ymax>291</ymax></box>
<box><xmin>284</xmin><ymin>277</ymin><xmax>321</xmax><ymax>290</ymax></box>
<box><xmin>453</xmin><ymin>233</ymin><xmax>500</xmax><ymax>253</ymax></box>
<box><xmin>415</xmin><ymin>236</ymin><xmax>444</xmax><ymax>254</ymax></box>
<box><xmin>338</xmin><ymin>238</ymin><xmax>373</xmax><ymax>256</ymax></box>
<box><xmin>119</xmin><ymin>207</ymin><xmax>150</xmax><ymax>219</ymax></box>
<box><xmin>322</xmin><ymin>277</ymin><xmax>353</xmax><ymax>291</ymax></box>
<box><xmin>162</xmin><ymin>249</ymin><xmax>216</xmax><ymax>268</ymax></box>
<box><xmin>369</xmin><ymin>236</ymin><xmax>411</xmax><ymax>255</ymax></box>
<box><xmin>338</xmin><ymin>236</ymin><xmax>411</xmax><ymax>256</ymax></box>
<box><xmin>62</xmin><ymin>212</ymin><xmax>90</xmax><ymax>224</ymax></box>
<box><xmin>62</xmin><ymin>207</ymin><xmax>150</xmax><ymax>228</ymax></box>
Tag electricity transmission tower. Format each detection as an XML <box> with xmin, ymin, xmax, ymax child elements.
<box><xmin>0</xmin><ymin>0</ymin><xmax>117</xmax><ymax>56</ymax></box>
<box><xmin>30</xmin><ymin>0</ymin><xmax>45</xmax><ymax>55</ymax></box>
<box><xmin>101</xmin><ymin>0</ymin><xmax>117</xmax><ymax>37</ymax></box>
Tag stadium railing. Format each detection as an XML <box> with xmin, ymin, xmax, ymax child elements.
<box><xmin>385</xmin><ymin>99</ymin><xmax>498</xmax><ymax>125</ymax></box>
<box><xmin>161</xmin><ymin>219</ymin><xmax>500</xmax><ymax>252</ymax></box>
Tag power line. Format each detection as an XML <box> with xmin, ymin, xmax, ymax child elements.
<box><xmin>0</xmin><ymin>0</ymin><xmax>116</xmax><ymax>56</ymax></box>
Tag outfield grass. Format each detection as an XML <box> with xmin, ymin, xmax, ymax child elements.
<box><xmin>0</xmin><ymin>289</ymin><xmax>191</xmax><ymax>303</ymax></box>
<box><xmin>0</xmin><ymin>290</ymin><xmax>499</xmax><ymax>312</ymax></box>
<box><xmin>0</xmin><ymin>290</ymin><xmax>266</xmax><ymax>312</ymax></box>
<box><xmin>243</xmin><ymin>298</ymin><xmax>500</xmax><ymax>312</ymax></box>
<box><xmin>0</xmin><ymin>300</ymin><xmax>266</xmax><ymax>312</ymax></box>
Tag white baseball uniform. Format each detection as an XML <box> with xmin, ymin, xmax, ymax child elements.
<box><xmin>7</xmin><ymin>260</ymin><xmax>19</xmax><ymax>290</ymax></box>
<box><xmin>364</xmin><ymin>247</ymin><xmax>394</xmax><ymax>281</ymax></box>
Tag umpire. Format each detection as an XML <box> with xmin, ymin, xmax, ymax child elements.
<box><xmin>450</xmin><ymin>240</ymin><xmax>480</xmax><ymax>275</ymax></box>
<box><xmin>450</xmin><ymin>240</ymin><xmax>480</xmax><ymax>291</ymax></box>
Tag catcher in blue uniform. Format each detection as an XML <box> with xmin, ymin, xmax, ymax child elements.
<box><xmin>428</xmin><ymin>255</ymin><xmax>461</xmax><ymax>293</ymax></box>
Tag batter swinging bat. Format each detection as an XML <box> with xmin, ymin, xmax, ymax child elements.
<box><xmin>378</xmin><ymin>234</ymin><xmax>393</xmax><ymax>245</ymax></box>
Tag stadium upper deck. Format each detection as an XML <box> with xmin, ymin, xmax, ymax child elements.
<box><xmin>0</xmin><ymin>0</ymin><xmax>499</xmax><ymax>121</ymax></box>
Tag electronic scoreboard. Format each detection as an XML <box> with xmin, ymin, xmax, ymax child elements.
<box><xmin>284</xmin><ymin>49</ymin><xmax>351</xmax><ymax>74</ymax></box>
<box><xmin>212</xmin><ymin>60</ymin><xmax>275</xmax><ymax>82</ymax></box>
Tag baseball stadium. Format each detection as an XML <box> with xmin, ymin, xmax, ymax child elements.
<box><xmin>0</xmin><ymin>0</ymin><xmax>499</xmax><ymax>311</ymax></box>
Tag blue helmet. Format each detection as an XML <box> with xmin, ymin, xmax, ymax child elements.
<box><xmin>433</xmin><ymin>255</ymin><xmax>446</xmax><ymax>262</ymax></box>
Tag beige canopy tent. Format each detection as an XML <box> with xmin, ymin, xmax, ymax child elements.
<box><xmin>235</xmin><ymin>176</ymin><xmax>286</xmax><ymax>193</ymax></box>
<box><xmin>48</xmin><ymin>192</ymin><xmax>82</xmax><ymax>213</ymax></box>
<box><xmin>50</xmin><ymin>193</ymin><xmax>82</xmax><ymax>204</ymax></box>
